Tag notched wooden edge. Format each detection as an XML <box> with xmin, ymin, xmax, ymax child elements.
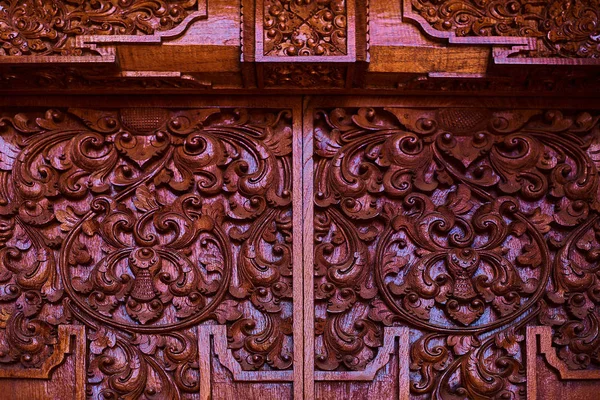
<box><xmin>526</xmin><ymin>326</ymin><xmax>600</xmax><ymax>400</ymax></box>
<box><xmin>314</xmin><ymin>326</ymin><xmax>410</xmax><ymax>400</ymax></box>
<box><xmin>0</xmin><ymin>325</ymin><xmax>86</xmax><ymax>400</ymax></box>
<box><xmin>198</xmin><ymin>325</ymin><xmax>293</xmax><ymax>400</ymax></box>
<box><xmin>198</xmin><ymin>326</ymin><xmax>409</xmax><ymax>399</ymax></box>
<box><xmin>76</xmin><ymin>0</ymin><xmax>208</xmax><ymax>47</ymax></box>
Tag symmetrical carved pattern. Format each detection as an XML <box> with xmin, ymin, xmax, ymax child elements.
<box><xmin>263</xmin><ymin>0</ymin><xmax>347</xmax><ymax>56</ymax></box>
<box><xmin>0</xmin><ymin>107</ymin><xmax>294</xmax><ymax>398</ymax></box>
<box><xmin>313</xmin><ymin>107</ymin><xmax>600</xmax><ymax>398</ymax></box>
<box><xmin>409</xmin><ymin>0</ymin><xmax>600</xmax><ymax>58</ymax></box>
<box><xmin>0</xmin><ymin>0</ymin><xmax>203</xmax><ymax>56</ymax></box>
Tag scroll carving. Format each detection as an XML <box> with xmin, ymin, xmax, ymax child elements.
<box><xmin>0</xmin><ymin>106</ymin><xmax>294</xmax><ymax>398</ymax></box>
<box><xmin>405</xmin><ymin>0</ymin><xmax>600</xmax><ymax>59</ymax></box>
<box><xmin>0</xmin><ymin>0</ymin><xmax>206</xmax><ymax>57</ymax></box>
<box><xmin>313</xmin><ymin>106</ymin><xmax>600</xmax><ymax>398</ymax></box>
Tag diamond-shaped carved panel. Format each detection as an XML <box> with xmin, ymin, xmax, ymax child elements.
<box><xmin>263</xmin><ymin>0</ymin><xmax>348</xmax><ymax>57</ymax></box>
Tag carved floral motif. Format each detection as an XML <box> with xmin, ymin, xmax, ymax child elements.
<box><xmin>263</xmin><ymin>0</ymin><xmax>347</xmax><ymax>56</ymax></box>
<box><xmin>410</xmin><ymin>0</ymin><xmax>600</xmax><ymax>58</ymax></box>
<box><xmin>313</xmin><ymin>107</ymin><xmax>600</xmax><ymax>397</ymax></box>
<box><xmin>0</xmin><ymin>107</ymin><xmax>294</xmax><ymax>397</ymax></box>
<box><xmin>0</xmin><ymin>0</ymin><xmax>203</xmax><ymax>56</ymax></box>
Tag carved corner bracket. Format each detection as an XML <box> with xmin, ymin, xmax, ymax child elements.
<box><xmin>0</xmin><ymin>324</ymin><xmax>85</xmax><ymax>381</ymax></box>
<box><xmin>527</xmin><ymin>326</ymin><xmax>600</xmax><ymax>399</ymax></box>
<box><xmin>199</xmin><ymin>325</ymin><xmax>294</xmax><ymax>385</ymax></box>
<box><xmin>315</xmin><ymin>326</ymin><xmax>409</xmax><ymax>399</ymax></box>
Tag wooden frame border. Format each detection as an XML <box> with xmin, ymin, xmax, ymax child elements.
<box><xmin>302</xmin><ymin>96</ymin><xmax>315</xmax><ymax>399</ymax></box>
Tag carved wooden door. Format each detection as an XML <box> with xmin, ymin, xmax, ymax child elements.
<box><xmin>1</xmin><ymin>95</ymin><xmax>600</xmax><ymax>400</ymax></box>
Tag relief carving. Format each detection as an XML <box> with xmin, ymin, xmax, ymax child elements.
<box><xmin>0</xmin><ymin>107</ymin><xmax>294</xmax><ymax>398</ymax></box>
<box><xmin>263</xmin><ymin>0</ymin><xmax>348</xmax><ymax>57</ymax></box>
<box><xmin>0</xmin><ymin>0</ymin><xmax>205</xmax><ymax>56</ymax></box>
<box><xmin>313</xmin><ymin>106</ymin><xmax>600</xmax><ymax>397</ymax></box>
<box><xmin>406</xmin><ymin>0</ymin><xmax>600</xmax><ymax>58</ymax></box>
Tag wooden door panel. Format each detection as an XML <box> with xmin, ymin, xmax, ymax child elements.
<box><xmin>0</xmin><ymin>98</ymin><xmax>303</xmax><ymax>399</ymax></box>
<box><xmin>3</xmin><ymin>95</ymin><xmax>600</xmax><ymax>399</ymax></box>
<box><xmin>304</xmin><ymin>97</ymin><xmax>600</xmax><ymax>400</ymax></box>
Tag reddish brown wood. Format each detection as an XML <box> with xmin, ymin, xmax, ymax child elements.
<box><xmin>0</xmin><ymin>97</ymin><xmax>303</xmax><ymax>399</ymax></box>
<box><xmin>305</xmin><ymin>96</ymin><xmax>600</xmax><ymax>400</ymax></box>
<box><xmin>1</xmin><ymin>1</ymin><xmax>600</xmax><ymax>398</ymax></box>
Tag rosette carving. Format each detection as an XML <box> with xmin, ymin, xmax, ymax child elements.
<box><xmin>313</xmin><ymin>106</ymin><xmax>600</xmax><ymax>397</ymax></box>
<box><xmin>0</xmin><ymin>106</ymin><xmax>294</xmax><ymax>397</ymax></box>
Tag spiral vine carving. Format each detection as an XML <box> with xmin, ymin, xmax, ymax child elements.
<box><xmin>0</xmin><ymin>106</ymin><xmax>294</xmax><ymax>398</ymax></box>
<box><xmin>313</xmin><ymin>106</ymin><xmax>600</xmax><ymax>398</ymax></box>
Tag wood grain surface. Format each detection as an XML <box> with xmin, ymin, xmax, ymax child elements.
<box><xmin>0</xmin><ymin>0</ymin><xmax>599</xmax><ymax>398</ymax></box>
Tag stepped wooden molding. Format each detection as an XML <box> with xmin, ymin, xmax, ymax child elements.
<box><xmin>403</xmin><ymin>0</ymin><xmax>600</xmax><ymax>64</ymax></box>
<box><xmin>0</xmin><ymin>0</ymin><xmax>207</xmax><ymax>62</ymax></box>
